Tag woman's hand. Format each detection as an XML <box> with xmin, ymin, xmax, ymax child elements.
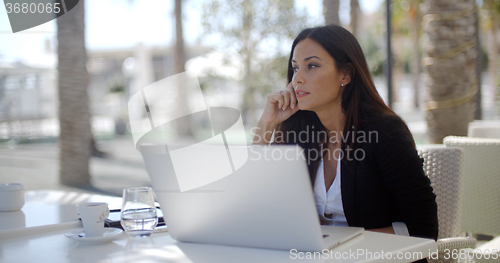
<box><xmin>252</xmin><ymin>82</ymin><xmax>299</xmax><ymax>145</ymax></box>
<box><xmin>260</xmin><ymin>82</ymin><xmax>300</xmax><ymax>126</ymax></box>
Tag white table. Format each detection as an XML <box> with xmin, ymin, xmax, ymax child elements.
<box><xmin>0</xmin><ymin>227</ymin><xmax>436</xmax><ymax>263</ymax></box>
<box><xmin>0</xmin><ymin>190</ymin><xmax>437</xmax><ymax>262</ymax></box>
<box><xmin>0</xmin><ymin>190</ymin><xmax>121</xmax><ymax>239</ymax></box>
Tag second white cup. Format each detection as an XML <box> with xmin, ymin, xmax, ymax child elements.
<box><xmin>77</xmin><ymin>202</ymin><xmax>110</xmax><ymax>237</ymax></box>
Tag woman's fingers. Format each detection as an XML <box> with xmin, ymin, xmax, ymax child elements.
<box><xmin>281</xmin><ymin>90</ymin><xmax>290</xmax><ymax>110</ymax></box>
<box><xmin>270</xmin><ymin>82</ymin><xmax>297</xmax><ymax>111</ymax></box>
<box><xmin>275</xmin><ymin>91</ymin><xmax>284</xmax><ymax>109</ymax></box>
<box><xmin>262</xmin><ymin>87</ymin><xmax>299</xmax><ymax>125</ymax></box>
<box><xmin>285</xmin><ymin>82</ymin><xmax>297</xmax><ymax>110</ymax></box>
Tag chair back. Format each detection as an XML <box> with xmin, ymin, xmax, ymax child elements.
<box><xmin>418</xmin><ymin>146</ymin><xmax>464</xmax><ymax>239</ymax></box>
<box><xmin>443</xmin><ymin>136</ymin><xmax>500</xmax><ymax>236</ymax></box>
<box><xmin>468</xmin><ymin>121</ymin><xmax>500</xmax><ymax>139</ymax></box>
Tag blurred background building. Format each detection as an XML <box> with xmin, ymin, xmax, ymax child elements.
<box><xmin>0</xmin><ymin>40</ymin><xmax>211</xmax><ymax>141</ymax></box>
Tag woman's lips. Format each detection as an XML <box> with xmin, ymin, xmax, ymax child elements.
<box><xmin>296</xmin><ymin>90</ymin><xmax>310</xmax><ymax>98</ymax></box>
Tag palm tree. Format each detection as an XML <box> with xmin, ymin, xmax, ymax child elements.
<box><xmin>483</xmin><ymin>0</ymin><xmax>500</xmax><ymax>105</ymax></box>
<box><xmin>350</xmin><ymin>0</ymin><xmax>360</xmax><ymax>37</ymax></box>
<box><xmin>408</xmin><ymin>0</ymin><xmax>422</xmax><ymax>108</ymax></box>
<box><xmin>473</xmin><ymin>4</ymin><xmax>483</xmax><ymax>119</ymax></box>
<box><xmin>57</xmin><ymin>0</ymin><xmax>91</xmax><ymax>186</ymax></box>
<box><xmin>422</xmin><ymin>0</ymin><xmax>477</xmax><ymax>143</ymax></box>
<box><xmin>173</xmin><ymin>0</ymin><xmax>193</xmax><ymax>137</ymax></box>
<box><xmin>174</xmin><ymin>0</ymin><xmax>186</xmax><ymax>75</ymax></box>
<box><xmin>324</xmin><ymin>0</ymin><xmax>340</xmax><ymax>25</ymax></box>
<box><xmin>390</xmin><ymin>0</ymin><xmax>413</xmax><ymax>104</ymax></box>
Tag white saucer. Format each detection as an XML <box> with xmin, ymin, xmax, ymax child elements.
<box><xmin>65</xmin><ymin>228</ymin><xmax>123</xmax><ymax>245</ymax></box>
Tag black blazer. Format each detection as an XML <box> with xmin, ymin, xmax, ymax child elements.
<box><xmin>339</xmin><ymin>114</ymin><xmax>438</xmax><ymax>241</ymax></box>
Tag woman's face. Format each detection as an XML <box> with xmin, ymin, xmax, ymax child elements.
<box><xmin>291</xmin><ymin>38</ymin><xmax>348</xmax><ymax>113</ymax></box>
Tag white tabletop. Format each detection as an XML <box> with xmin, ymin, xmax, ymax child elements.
<box><xmin>0</xmin><ymin>227</ymin><xmax>436</xmax><ymax>263</ymax></box>
<box><xmin>0</xmin><ymin>190</ymin><xmax>121</xmax><ymax>238</ymax></box>
<box><xmin>0</xmin><ymin>190</ymin><xmax>437</xmax><ymax>262</ymax></box>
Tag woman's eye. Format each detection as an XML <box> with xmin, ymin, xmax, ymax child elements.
<box><xmin>308</xmin><ymin>64</ymin><xmax>318</xmax><ymax>69</ymax></box>
<box><xmin>292</xmin><ymin>67</ymin><xmax>299</xmax><ymax>72</ymax></box>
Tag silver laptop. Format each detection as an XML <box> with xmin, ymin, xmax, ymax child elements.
<box><xmin>140</xmin><ymin>144</ymin><xmax>363</xmax><ymax>252</ymax></box>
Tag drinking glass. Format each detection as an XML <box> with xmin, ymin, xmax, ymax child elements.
<box><xmin>120</xmin><ymin>187</ymin><xmax>158</xmax><ymax>237</ymax></box>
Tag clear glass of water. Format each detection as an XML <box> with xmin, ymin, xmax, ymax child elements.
<box><xmin>120</xmin><ymin>187</ymin><xmax>158</xmax><ymax>237</ymax></box>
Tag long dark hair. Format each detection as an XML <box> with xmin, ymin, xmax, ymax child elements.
<box><xmin>274</xmin><ymin>25</ymin><xmax>413</xmax><ymax>183</ymax></box>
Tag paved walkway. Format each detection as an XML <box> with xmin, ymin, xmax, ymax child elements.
<box><xmin>0</xmin><ymin>136</ymin><xmax>149</xmax><ymax>196</ymax></box>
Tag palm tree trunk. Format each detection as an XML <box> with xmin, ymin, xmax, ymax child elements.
<box><xmin>241</xmin><ymin>0</ymin><xmax>256</xmax><ymax>126</ymax></box>
<box><xmin>473</xmin><ymin>5</ymin><xmax>482</xmax><ymax>119</ymax></box>
<box><xmin>392</xmin><ymin>36</ymin><xmax>403</xmax><ymax>103</ymax></box>
<box><xmin>174</xmin><ymin>0</ymin><xmax>192</xmax><ymax>137</ymax></box>
<box><xmin>422</xmin><ymin>0</ymin><xmax>477</xmax><ymax>143</ymax></box>
<box><xmin>350</xmin><ymin>0</ymin><xmax>359</xmax><ymax>37</ymax></box>
<box><xmin>174</xmin><ymin>0</ymin><xmax>186</xmax><ymax>75</ymax></box>
<box><xmin>409</xmin><ymin>0</ymin><xmax>422</xmax><ymax>108</ymax></box>
<box><xmin>490</xmin><ymin>17</ymin><xmax>498</xmax><ymax>105</ymax></box>
<box><xmin>324</xmin><ymin>0</ymin><xmax>340</xmax><ymax>25</ymax></box>
<box><xmin>57</xmin><ymin>0</ymin><xmax>91</xmax><ymax>186</ymax></box>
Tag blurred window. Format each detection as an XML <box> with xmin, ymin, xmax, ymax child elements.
<box><xmin>25</xmin><ymin>74</ymin><xmax>37</xmax><ymax>90</ymax></box>
<box><xmin>5</xmin><ymin>76</ymin><xmax>22</xmax><ymax>90</ymax></box>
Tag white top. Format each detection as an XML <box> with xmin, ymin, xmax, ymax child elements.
<box><xmin>313</xmin><ymin>159</ymin><xmax>410</xmax><ymax>235</ymax></box>
<box><xmin>313</xmin><ymin>157</ymin><xmax>348</xmax><ymax>226</ymax></box>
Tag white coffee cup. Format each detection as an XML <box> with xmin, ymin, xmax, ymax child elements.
<box><xmin>0</xmin><ymin>183</ymin><xmax>25</xmax><ymax>212</ymax></box>
<box><xmin>76</xmin><ymin>202</ymin><xmax>110</xmax><ymax>237</ymax></box>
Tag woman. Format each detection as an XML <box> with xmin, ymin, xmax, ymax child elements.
<box><xmin>253</xmin><ymin>25</ymin><xmax>438</xmax><ymax>241</ymax></box>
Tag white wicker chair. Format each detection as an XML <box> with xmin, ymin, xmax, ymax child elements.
<box><xmin>468</xmin><ymin>121</ymin><xmax>500</xmax><ymax>139</ymax></box>
<box><xmin>443</xmin><ymin>136</ymin><xmax>500</xmax><ymax>237</ymax></box>
<box><xmin>417</xmin><ymin>146</ymin><xmax>476</xmax><ymax>262</ymax></box>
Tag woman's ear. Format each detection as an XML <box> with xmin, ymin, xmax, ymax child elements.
<box><xmin>342</xmin><ymin>63</ymin><xmax>355</xmax><ymax>85</ymax></box>
<box><xmin>341</xmin><ymin>72</ymin><xmax>352</xmax><ymax>86</ymax></box>
<box><xmin>342</xmin><ymin>74</ymin><xmax>351</xmax><ymax>85</ymax></box>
